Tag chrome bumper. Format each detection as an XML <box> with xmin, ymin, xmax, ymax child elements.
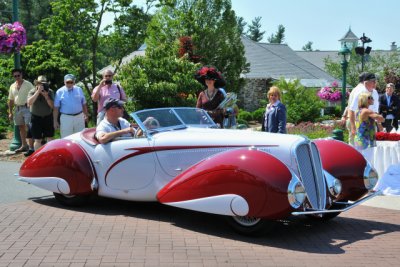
<box><xmin>291</xmin><ymin>190</ymin><xmax>382</xmax><ymax>216</ymax></box>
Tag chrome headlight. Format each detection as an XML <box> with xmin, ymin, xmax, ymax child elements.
<box><xmin>324</xmin><ymin>170</ymin><xmax>342</xmax><ymax>197</ymax></box>
<box><xmin>287</xmin><ymin>176</ymin><xmax>306</xmax><ymax>209</ymax></box>
<box><xmin>364</xmin><ymin>162</ymin><xmax>378</xmax><ymax>190</ymax></box>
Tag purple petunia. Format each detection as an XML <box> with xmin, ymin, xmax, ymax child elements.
<box><xmin>317</xmin><ymin>81</ymin><xmax>344</xmax><ymax>102</ymax></box>
<box><xmin>0</xmin><ymin>22</ymin><xmax>27</xmax><ymax>54</ymax></box>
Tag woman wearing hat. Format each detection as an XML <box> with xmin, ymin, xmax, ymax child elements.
<box><xmin>195</xmin><ymin>66</ymin><xmax>226</xmax><ymax>127</ymax></box>
<box><xmin>26</xmin><ymin>75</ymin><xmax>55</xmax><ymax>155</ymax></box>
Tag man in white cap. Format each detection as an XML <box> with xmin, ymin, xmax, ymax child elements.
<box><xmin>348</xmin><ymin>73</ymin><xmax>381</xmax><ymax>140</ymax></box>
<box><xmin>53</xmin><ymin>74</ymin><xmax>89</xmax><ymax>138</ymax></box>
<box><xmin>95</xmin><ymin>98</ymin><xmax>135</xmax><ymax>144</ymax></box>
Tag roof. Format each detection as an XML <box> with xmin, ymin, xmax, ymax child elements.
<box><xmin>339</xmin><ymin>28</ymin><xmax>359</xmax><ymax>42</ymax></box>
<box><xmin>296</xmin><ymin>50</ymin><xmax>395</xmax><ymax>71</ymax></box>
<box><xmin>242</xmin><ymin>36</ymin><xmax>337</xmax><ymax>87</ymax></box>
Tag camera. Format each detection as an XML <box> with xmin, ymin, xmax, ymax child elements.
<box><xmin>42</xmin><ymin>83</ymin><xmax>49</xmax><ymax>92</ymax></box>
<box><xmin>105</xmin><ymin>80</ymin><xmax>112</xmax><ymax>85</ymax></box>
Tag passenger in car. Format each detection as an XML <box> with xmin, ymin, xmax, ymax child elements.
<box><xmin>95</xmin><ymin>98</ymin><xmax>135</xmax><ymax>144</ymax></box>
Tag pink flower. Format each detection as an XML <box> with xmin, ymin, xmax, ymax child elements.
<box><xmin>0</xmin><ymin>22</ymin><xmax>26</xmax><ymax>54</ymax></box>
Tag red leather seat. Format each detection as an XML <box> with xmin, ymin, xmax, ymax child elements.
<box><xmin>80</xmin><ymin>128</ymin><xmax>99</xmax><ymax>146</ymax></box>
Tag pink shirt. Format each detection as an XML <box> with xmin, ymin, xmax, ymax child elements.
<box><xmin>92</xmin><ymin>84</ymin><xmax>127</xmax><ymax>112</ymax></box>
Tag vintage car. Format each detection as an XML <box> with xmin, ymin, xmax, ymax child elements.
<box><xmin>18</xmin><ymin>107</ymin><xmax>380</xmax><ymax>235</ymax></box>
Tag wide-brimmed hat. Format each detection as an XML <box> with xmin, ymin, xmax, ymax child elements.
<box><xmin>103</xmin><ymin>98</ymin><xmax>125</xmax><ymax>110</ymax></box>
<box><xmin>194</xmin><ymin>66</ymin><xmax>226</xmax><ymax>88</ymax></box>
<box><xmin>34</xmin><ymin>75</ymin><xmax>48</xmax><ymax>85</ymax></box>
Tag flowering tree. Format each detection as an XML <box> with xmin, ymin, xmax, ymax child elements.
<box><xmin>0</xmin><ymin>22</ymin><xmax>27</xmax><ymax>54</ymax></box>
<box><xmin>317</xmin><ymin>81</ymin><xmax>346</xmax><ymax>102</ymax></box>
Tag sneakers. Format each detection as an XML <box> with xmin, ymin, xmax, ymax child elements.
<box><xmin>24</xmin><ymin>150</ymin><xmax>35</xmax><ymax>157</ymax></box>
<box><xmin>15</xmin><ymin>145</ymin><xmax>29</xmax><ymax>153</ymax></box>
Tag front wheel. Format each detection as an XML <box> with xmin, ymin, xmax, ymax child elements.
<box><xmin>226</xmin><ymin>216</ymin><xmax>276</xmax><ymax>236</ymax></box>
<box><xmin>53</xmin><ymin>193</ymin><xmax>90</xmax><ymax>207</ymax></box>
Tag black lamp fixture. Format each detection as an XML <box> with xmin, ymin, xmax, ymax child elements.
<box><xmin>355</xmin><ymin>33</ymin><xmax>372</xmax><ymax>71</ymax></box>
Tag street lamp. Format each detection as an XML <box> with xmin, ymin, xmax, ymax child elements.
<box><xmin>338</xmin><ymin>44</ymin><xmax>351</xmax><ymax>113</ymax></box>
<box><xmin>355</xmin><ymin>33</ymin><xmax>372</xmax><ymax>71</ymax></box>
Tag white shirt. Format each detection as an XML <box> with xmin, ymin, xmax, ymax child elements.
<box><xmin>96</xmin><ymin>117</ymin><xmax>133</xmax><ymax>140</ymax></box>
<box><xmin>349</xmin><ymin>84</ymin><xmax>379</xmax><ymax>113</ymax></box>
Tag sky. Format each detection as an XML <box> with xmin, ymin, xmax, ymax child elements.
<box><xmin>102</xmin><ymin>0</ymin><xmax>399</xmax><ymax>51</ymax></box>
<box><xmin>231</xmin><ymin>0</ymin><xmax>399</xmax><ymax>51</ymax></box>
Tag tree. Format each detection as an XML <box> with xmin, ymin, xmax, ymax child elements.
<box><xmin>246</xmin><ymin>16</ymin><xmax>265</xmax><ymax>42</ymax></box>
<box><xmin>18</xmin><ymin>0</ymin><xmax>151</xmax><ymax>121</ymax></box>
<box><xmin>302</xmin><ymin>41</ymin><xmax>314</xmax><ymax>51</ymax></box>
<box><xmin>236</xmin><ymin>16</ymin><xmax>247</xmax><ymax>35</ymax></box>
<box><xmin>119</xmin><ymin>0</ymin><xmax>248</xmax><ymax>109</ymax></box>
<box><xmin>0</xmin><ymin>0</ymin><xmax>52</xmax><ymax>43</ymax></box>
<box><xmin>268</xmin><ymin>24</ymin><xmax>285</xmax><ymax>44</ymax></box>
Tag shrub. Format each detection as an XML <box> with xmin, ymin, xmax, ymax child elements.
<box><xmin>251</xmin><ymin>108</ymin><xmax>265</xmax><ymax>123</ymax></box>
<box><xmin>237</xmin><ymin>109</ymin><xmax>253</xmax><ymax>122</ymax></box>
<box><xmin>273</xmin><ymin>78</ymin><xmax>324</xmax><ymax>124</ymax></box>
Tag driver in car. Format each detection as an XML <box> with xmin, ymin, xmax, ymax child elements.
<box><xmin>95</xmin><ymin>98</ymin><xmax>135</xmax><ymax>144</ymax></box>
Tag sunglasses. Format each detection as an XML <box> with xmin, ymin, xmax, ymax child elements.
<box><xmin>65</xmin><ymin>81</ymin><xmax>74</xmax><ymax>84</ymax></box>
<box><xmin>112</xmin><ymin>105</ymin><xmax>123</xmax><ymax>109</ymax></box>
<box><xmin>104</xmin><ymin>75</ymin><xmax>113</xmax><ymax>78</ymax></box>
<box><xmin>13</xmin><ymin>74</ymin><xmax>21</xmax><ymax>78</ymax></box>
<box><xmin>368</xmin><ymin>96</ymin><xmax>374</xmax><ymax>100</ymax></box>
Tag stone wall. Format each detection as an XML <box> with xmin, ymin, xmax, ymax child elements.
<box><xmin>238</xmin><ymin>78</ymin><xmax>273</xmax><ymax>112</ymax></box>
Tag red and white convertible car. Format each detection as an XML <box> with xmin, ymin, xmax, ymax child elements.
<box><xmin>19</xmin><ymin>107</ymin><xmax>380</xmax><ymax>235</ymax></box>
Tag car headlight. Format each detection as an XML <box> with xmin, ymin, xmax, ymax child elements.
<box><xmin>287</xmin><ymin>176</ymin><xmax>306</xmax><ymax>209</ymax></box>
<box><xmin>364</xmin><ymin>162</ymin><xmax>378</xmax><ymax>190</ymax></box>
<box><xmin>324</xmin><ymin>170</ymin><xmax>342</xmax><ymax>197</ymax></box>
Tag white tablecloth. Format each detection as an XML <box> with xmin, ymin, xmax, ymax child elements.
<box><xmin>362</xmin><ymin>141</ymin><xmax>400</xmax><ymax>196</ymax></box>
<box><xmin>362</xmin><ymin>141</ymin><xmax>400</xmax><ymax>178</ymax></box>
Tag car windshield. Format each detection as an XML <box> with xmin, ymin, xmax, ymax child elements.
<box><xmin>132</xmin><ymin>107</ymin><xmax>216</xmax><ymax>134</ymax></box>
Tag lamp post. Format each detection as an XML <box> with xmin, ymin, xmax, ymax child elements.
<box><xmin>9</xmin><ymin>0</ymin><xmax>22</xmax><ymax>151</ymax></box>
<box><xmin>338</xmin><ymin>44</ymin><xmax>351</xmax><ymax>114</ymax></box>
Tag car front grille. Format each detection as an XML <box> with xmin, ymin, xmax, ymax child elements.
<box><xmin>295</xmin><ymin>142</ymin><xmax>326</xmax><ymax>210</ymax></box>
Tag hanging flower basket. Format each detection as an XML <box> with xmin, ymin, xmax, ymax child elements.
<box><xmin>317</xmin><ymin>81</ymin><xmax>347</xmax><ymax>103</ymax></box>
<box><xmin>0</xmin><ymin>22</ymin><xmax>27</xmax><ymax>54</ymax></box>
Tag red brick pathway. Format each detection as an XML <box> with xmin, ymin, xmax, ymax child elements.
<box><xmin>0</xmin><ymin>197</ymin><xmax>399</xmax><ymax>266</ymax></box>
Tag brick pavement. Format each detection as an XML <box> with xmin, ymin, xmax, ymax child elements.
<box><xmin>0</xmin><ymin>196</ymin><xmax>399</xmax><ymax>267</ymax></box>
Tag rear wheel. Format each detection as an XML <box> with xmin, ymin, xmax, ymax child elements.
<box><xmin>226</xmin><ymin>216</ymin><xmax>276</xmax><ymax>236</ymax></box>
<box><xmin>53</xmin><ymin>193</ymin><xmax>90</xmax><ymax>207</ymax></box>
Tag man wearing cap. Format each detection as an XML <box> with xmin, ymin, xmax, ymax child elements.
<box><xmin>26</xmin><ymin>75</ymin><xmax>55</xmax><ymax>155</ymax></box>
<box><xmin>348</xmin><ymin>73</ymin><xmax>382</xmax><ymax>140</ymax></box>
<box><xmin>95</xmin><ymin>98</ymin><xmax>135</xmax><ymax>144</ymax></box>
<box><xmin>53</xmin><ymin>74</ymin><xmax>89</xmax><ymax>138</ymax></box>
<box><xmin>379</xmin><ymin>83</ymin><xmax>399</xmax><ymax>132</ymax></box>
<box><xmin>91</xmin><ymin>69</ymin><xmax>127</xmax><ymax>125</ymax></box>
<box><xmin>7</xmin><ymin>68</ymin><xmax>34</xmax><ymax>152</ymax></box>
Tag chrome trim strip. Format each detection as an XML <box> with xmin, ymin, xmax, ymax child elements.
<box><xmin>291</xmin><ymin>190</ymin><xmax>382</xmax><ymax>216</ymax></box>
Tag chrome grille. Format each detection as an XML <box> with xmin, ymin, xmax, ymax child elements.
<box><xmin>295</xmin><ymin>142</ymin><xmax>326</xmax><ymax>210</ymax></box>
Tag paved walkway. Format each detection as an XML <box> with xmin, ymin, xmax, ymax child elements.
<box><xmin>1</xmin><ymin>195</ymin><xmax>399</xmax><ymax>266</ymax></box>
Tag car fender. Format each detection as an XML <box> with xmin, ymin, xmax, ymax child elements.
<box><xmin>313</xmin><ymin>139</ymin><xmax>367</xmax><ymax>200</ymax></box>
<box><xmin>157</xmin><ymin>149</ymin><xmax>293</xmax><ymax>219</ymax></box>
<box><xmin>19</xmin><ymin>139</ymin><xmax>96</xmax><ymax>195</ymax></box>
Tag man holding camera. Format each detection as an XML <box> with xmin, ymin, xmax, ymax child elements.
<box><xmin>26</xmin><ymin>75</ymin><xmax>54</xmax><ymax>155</ymax></box>
<box><xmin>91</xmin><ymin>69</ymin><xmax>127</xmax><ymax>125</ymax></box>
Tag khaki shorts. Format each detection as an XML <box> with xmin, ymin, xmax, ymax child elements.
<box><xmin>14</xmin><ymin>106</ymin><xmax>31</xmax><ymax>126</ymax></box>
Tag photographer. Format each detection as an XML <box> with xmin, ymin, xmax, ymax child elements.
<box><xmin>91</xmin><ymin>69</ymin><xmax>127</xmax><ymax>125</ymax></box>
<box><xmin>26</xmin><ymin>76</ymin><xmax>55</xmax><ymax>155</ymax></box>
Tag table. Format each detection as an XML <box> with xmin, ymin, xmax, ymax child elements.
<box><xmin>362</xmin><ymin>141</ymin><xmax>400</xmax><ymax>179</ymax></box>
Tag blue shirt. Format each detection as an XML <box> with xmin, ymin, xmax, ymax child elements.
<box><xmin>54</xmin><ymin>86</ymin><xmax>86</xmax><ymax>114</ymax></box>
